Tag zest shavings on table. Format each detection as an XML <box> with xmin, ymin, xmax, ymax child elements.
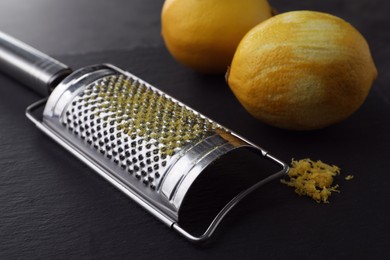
<box><xmin>281</xmin><ymin>159</ymin><xmax>349</xmax><ymax>203</ymax></box>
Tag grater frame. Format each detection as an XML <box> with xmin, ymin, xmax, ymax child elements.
<box><xmin>25</xmin><ymin>64</ymin><xmax>289</xmax><ymax>243</ymax></box>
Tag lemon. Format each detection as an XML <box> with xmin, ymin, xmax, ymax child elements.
<box><xmin>227</xmin><ymin>11</ymin><xmax>377</xmax><ymax>130</ymax></box>
<box><xmin>161</xmin><ymin>0</ymin><xmax>273</xmax><ymax>74</ymax></box>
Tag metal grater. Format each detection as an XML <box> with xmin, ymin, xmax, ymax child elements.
<box><xmin>0</xmin><ymin>32</ymin><xmax>289</xmax><ymax>242</ymax></box>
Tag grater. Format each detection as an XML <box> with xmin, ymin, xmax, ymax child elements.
<box><xmin>0</xmin><ymin>31</ymin><xmax>288</xmax><ymax>242</ymax></box>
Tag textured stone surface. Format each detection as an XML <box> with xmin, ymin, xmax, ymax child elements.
<box><xmin>0</xmin><ymin>1</ymin><xmax>389</xmax><ymax>259</ymax></box>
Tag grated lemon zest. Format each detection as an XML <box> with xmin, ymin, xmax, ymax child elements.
<box><xmin>281</xmin><ymin>159</ymin><xmax>341</xmax><ymax>203</ymax></box>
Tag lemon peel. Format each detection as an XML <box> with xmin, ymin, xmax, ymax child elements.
<box><xmin>161</xmin><ymin>0</ymin><xmax>273</xmax><ymax>73</ymax></box>
<box><xmin>227</xmin><ymin>11</ymin><xmax>377</xmax><ymax>130</ymax></box>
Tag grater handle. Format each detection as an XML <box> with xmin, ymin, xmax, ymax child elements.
<box><xmin>0</xmin><ymin>31</ymin><xmax>72</xmax><ymax>97</ymax></box>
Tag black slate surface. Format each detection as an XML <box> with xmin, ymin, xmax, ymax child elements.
<box><xmin>1</xmin><ymin>46</ymin><xmax>389</xmax><ymax>259</ymax></box>
<box><xmin>1</xmin><ymin>0</ymin><xmax>390</xmax><ymax>258</ymax></box>
<box><xmin>0</xmin><ymin>0</ymin><xmax>164</xmax><ymax>55</ymax></box>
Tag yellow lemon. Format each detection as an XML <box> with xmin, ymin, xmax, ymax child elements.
<box><xmin>227</xmin><ymin>11</ymin><xmax>377</xmax><ymax>130</ymax></box>
<box><xmin>161</xmin><ymin>0</ymin><xmax>273</xmax><ymax>73</ymax></box>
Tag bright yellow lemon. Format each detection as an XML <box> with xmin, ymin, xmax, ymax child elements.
<box><xmin>227</xmin><ymin>11</ymin><xmax>377</xmax><ymax>130</ymax></box>
<box><xmin>161</xmin><ymin>0</ymin><xmax>273</xmax><ymax>74</ymax></box>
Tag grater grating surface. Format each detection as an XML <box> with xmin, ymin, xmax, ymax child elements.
<box><xmin>62</xmin><ymin>74</ymin><xmax>223</xmax><ymax>191</ymax></box>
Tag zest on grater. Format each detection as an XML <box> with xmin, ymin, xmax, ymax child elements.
<box><xmin>0</xmin><ymin>31</ymin><xmax>288</xmax><ymax>243</ymax></box>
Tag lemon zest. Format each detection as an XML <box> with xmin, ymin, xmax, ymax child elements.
<box><xmin>281</xmin><ymin>159</ymin><xmax>341</xmax><ymax>203</ymax></box>
<box><xmin>345</xmin><ymin>175</ymin><xmax>354</xmax><ymax>181</ymax></box>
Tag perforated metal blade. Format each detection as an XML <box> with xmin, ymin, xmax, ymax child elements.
<box><xmin>61</xmin><ymin>73</ymin><xmax>220</xmax><ymax>189</ymax></box>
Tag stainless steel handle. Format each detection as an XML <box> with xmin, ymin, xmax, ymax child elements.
<box><xmin>0</xmin><ymin>31</ymin><xmax>72</xmax><ymax>96</ymax></box>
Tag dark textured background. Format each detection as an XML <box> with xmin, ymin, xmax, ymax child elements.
<box><xmin>1</xmin><ymin>0</ymin><xmax>389</xmax><ymax>259</ymax></box>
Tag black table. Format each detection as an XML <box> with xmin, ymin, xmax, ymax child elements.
<box><xmin>1</xmin><ymin>1</ymin><xmax>389</xmax><ymax>259</ymax></box>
